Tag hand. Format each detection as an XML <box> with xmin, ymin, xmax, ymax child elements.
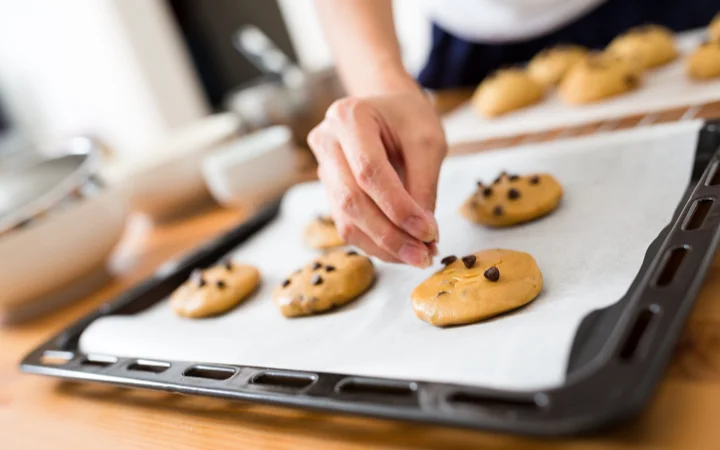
<box><xmin>308</xmin><ymin>89</ymin><xmax>447</xmax><ymax>267</ymax></box>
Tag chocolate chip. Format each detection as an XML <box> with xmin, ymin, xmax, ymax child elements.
<box><xmin>441</xmin><ymin>255</ymin><xmax>457</xmax><ymax>266</ymax></box>
<box><xmin>325</xmin><ymin>265</ymin><xmax>336</xmax><ymax>272</ymax></box>
<box><xmin>507</xmin><ymin>188</ymin><xmax>520</xmax><ymax>200</ymax></box>
<box><xmin>482</xmin><ymin>187</ymin><xmax>493</xmax><ymax>197</ymax></box>
<box><xmin>493</xmin><ymin>205</ymin><xmax>504</xmax><ymax>216</ymax></box>
<box><xmin>282</xmin><ymin>279</ymin><xmax>291</xmax><ymax>287</ymax></box>
<box><xmin>461</xmin><ymin>255</ymin><xmax>476</xmax><ymax>269</ymax></box>
<box><xmin>311</xmin><ymin>274</ymin><xmax>323</xmax><ymax>285</ymax></box>
<box><xmin>190</xmin><ymin>269</ymin><xmax>206</xmax><ymax>287</ymax></box>
<box><xmin>224</xmin><ymin>260</ymin><xmax>233</xmax><ymax>271</ymax></box>
<box><xmin>318</xmin><ymin>215</ymin><xmax>334</xmax><ymax>225</ymax></box>
<box><xmin>508</xmin><ymin>174</ymin><xmax>520</xmax><ymax>181</ymax></box>
<box><xmin>529</xmin><ymin>175</ymin><xmax>540</xmax><ymax>185</ymax></box>
<box><xmin>484</xmin><ymin>266</ymin><xmax>500</xmax><ymax>282</ymax></box>
<box><xmin>216</xmin><ymin>280</ymin><xmax>226</xmax><ymax>289</ymax></box>
<box><xmin>346</xmin><ymin>250</ymin><xmax>358</xmax><ymax>256</ymax></box>
<box><xmin>625</xmin><ymin>75</ymin><xmax>637</xmax><ymax>86</ymax></box>
<box><xmin>437</xmin><ymin>291</ymin><xmax>449</xmax><ymax>297</ymax></box>
<box><xmin>311</xmin><ymin>261</ymin><xmax>322</xmax><ymax>270</ymax></box>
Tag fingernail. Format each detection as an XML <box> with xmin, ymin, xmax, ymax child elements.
<box><xmin>403</xmin><ymin>215</ymin><xmax>435</xmax><ymax>243</ymax></box>
<box><xmin>399</xmin><ymin>243</ymin><xmax>431</xmax><ymax>268</ymax></box>
<box><xmin>425</xmin><ymin>210</ymin><xmax>439</xmax><ymax>243</ymax></box>
<box><xmin>428</xmin><ymin>242</ymin><xmax>438</xmax><ymax>257</ymax></box>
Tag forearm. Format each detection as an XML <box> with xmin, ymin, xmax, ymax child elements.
<box><xmin>315</xmin><ymin>0</ymin><xmax>419</xmax><ymax>96</ymax></box>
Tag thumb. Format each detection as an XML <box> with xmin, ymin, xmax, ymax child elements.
<box><xmin>402</xmin><ymin>136</ymin><xmax>446</xmax><ymax>241</ymax></box>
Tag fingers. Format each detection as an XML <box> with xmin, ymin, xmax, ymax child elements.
<box><xmin>325</xmin><ymin>98</ymin><xmax>438</xmax><ymax>244</ymax></box>
<box><xmin>310</xmin><ymin>128</ymin><xmax>431</xmax><ymax>267</ymax></box>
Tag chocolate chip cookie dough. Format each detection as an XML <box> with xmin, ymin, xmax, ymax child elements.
<box><xmin>471</xmin><ymin>68</ymin><xmax>545</xmax><ymax>118</ymax></box>
<box><xmin>686</xmin><ymin>41</ymin><xmax>720</xmax><ymax>80</ymax></box>
<box><xmin>559</xmin><ymin>53</ymin><xmax>641</xmax><ymax>104</ymax></box>
<box><xmin>460</xmin><ymin>172</ymin><xmax>563</xmax><ymax>227</ymax></box>
<box><xmin>606</xmin><ymin>24</ymin><xmax>678</xmax><ymax>70</ymax></box>
<box><xmin>412</xmin><ymin>249</ymin><xmax>543</xmax><ymax>327</ymax></box>
<box><xmin>528</xmin><ymin>44</ymin><xmax>588</xmax><ymax>87</ymax></box>
<box><xmin>171</xmin><ymin>260</ymin><xmax>261</xmax><ymax>318</ymax></box>
<box><xmin>304</xmin><ymin>215</ymin><xmax>345</xmax><ymax>250</ymax></box>
<box><xmin>274</xmin><ymin>249</ymin><xmax>375</xmax><ymax>317</ymax></box>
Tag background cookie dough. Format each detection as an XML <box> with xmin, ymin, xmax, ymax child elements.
<box><xmin>710</xmin><ymin>13</ymin><xmax>720</xmax><ymax>42</ymax></box>
<box><xmin>471</xmin><ymin>68</ymin><xmax>545</xmax><ymax>118</ymax></box>
<box><xmin>686</xmin><ymin>41</ymin><xmax>720</xmax><ymax>80</ymax></box>
<box><xmin>171</xmin><ymin>261</ymin><xmax>260</xmax><ymax>318</ymax></box>
<box><xmin>412</xmin><ymin>249</ymin><xmax>543</xmax><ymax>327</ymax></box>
<box><xmin>559</xmin><ymin>54</ymin><xmax>641</xmax><ymax>104</ymax></box>
<box><xmin>606</xmin><ymin>24</ymin><xmax>678</xmax><ymax>70</ymax></box>
<box><xmin>460</xmin><ymin>172</ymin><xmax>563</xmax><ymax>227</ymax></box>
<box><xmin>274</xmin><ymin>249</ymin><xmax>374</xmax><ymax>317</ymax></box>
<box><xmin>304</xmin><ymin>215</ymin><xmax>344</xmax><ymax>249</ymax></box>
<box><xmin>528</xmin><ymin>44</ymin><xmax>588</xmax><ymax>86</ymax></box>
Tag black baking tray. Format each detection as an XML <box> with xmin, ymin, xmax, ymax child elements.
<box><xmin>20</xmin><ymin>120</ymin><xmax>720</xmax><ymax>436</ymax></box>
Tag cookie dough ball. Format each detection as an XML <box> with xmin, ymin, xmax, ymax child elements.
<box><xmin>471</xmin><ymin>69</ymin><xmax>545</xmax><ymax>118</ymax></box>
<box><xmin>304</xmin><ymin>215</ymin><xmax>344</xmax><ymax>250</ymax></box>
<box><xmin>687</xmin><ymin>41</ymin><xmax>720</xmax><ymax>80</ymax></box>
<box><xmin>559</xmin><ymin>54</ymin><xmax>641</xmax><ymax>104</ymax></box>
<box><xmin>460</xmin><ymin>172</ymin><xmax>563</xmax><ymax>227</ymax></box>
<box><xmin>412</xmin><ymin>249</ymin><xmax>543</xmax><ymax>327</ymax></box>
<box><xmin>274</xmin><ymin>249</ymin><xmax>375</xmax><ymax>317</ymax></box>
<box><xmin>710</xmin><ymin>13</ymin><xmax>720</xmax><ymax>42</ymax></box>
<box><xmin>171</xmin><ymin>261</ymin><xmax>260</xmax><ymax>318</ymax></box>
<box><xmin>606</xmin><ymin>24</ymin><xmax>678</xmax><ymax>70</ymax></box>
<box><xmin>527</xmin><ymin>44</ymin><xmax>588</xmax><ymax>86</ymax></box>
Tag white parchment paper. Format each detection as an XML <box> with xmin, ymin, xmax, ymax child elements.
<box><xmin>443</xmin><ymin>30</ymin><xmax>718</xmax><ymax>145</ymax></box>
<box><xmin>80</xmin><ymin>121</ymin><xmax>701</xmax><ymax>391</ymax></box>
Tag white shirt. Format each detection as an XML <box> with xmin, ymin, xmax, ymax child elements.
<box><xmin>420</xmin><ymin>0</ymin><xmax>607</xmax><ymax>43</ymax></box>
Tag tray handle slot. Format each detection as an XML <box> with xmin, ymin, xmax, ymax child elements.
<box><xmin>40</xmin><ymin>350</ymin><xmax>74</xmax><ymax>366</ymax></box>
<box><xmin>335</xmin><ymin>378</ymin><xmax>418</xmax><ymax>398</ymax></box>
<box><xmin>81</xmin><ymin>355</ymin><xmax>118</xmax><ymax>368</ymax></box>
<box><xmin>250</xmin><ymin>371</ymin><xmax>317</xmax><ymax>389</ymax></box>
<box><xmin>446</xmin><ymin>391</ymin><xmax>543</xmax><ymax>411</ymax></box>
<box><xmin>653</xmin><ymin>246</ymin><xmax>690</xmax><ymax>287</ymax></box>
<box><xmin>682</xmin><ymin>198</ymin><xmax>714</xmax><ymax>231</ymax></box>
<box><xmin>127</xmin><ymin>359</ymin><xmax>171</xmax><ymax>374</ymax></box>
<box><xmin>183</xmin><ymin>365</ymin><xmax>236</xmax><ymax>381</ymax></box>
<box><xmin>619</xmin><ymin>306</ymin><xmax>659</xmax><ymax>361</ymax></box>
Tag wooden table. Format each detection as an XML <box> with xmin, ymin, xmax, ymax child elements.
<box><xmin>4</xmin><ymin>101</ymin><xmax>720</xmax><ymax>449</ymax></box>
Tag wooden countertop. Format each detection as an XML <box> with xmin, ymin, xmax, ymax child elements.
<box><xmin>4</xmin><ymin>98</ymin><xmax>720</xmax><ymax>449</ymax></box>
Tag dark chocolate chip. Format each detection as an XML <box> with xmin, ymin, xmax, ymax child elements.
<box><xmin>625</xmin><ymin>75</ymin><xmax>637</xmax><ymax>86</ymax></box>
<box><xmin>224</xmin><ymin>260</ymin><xmax>233</xmax><ymax>271</ymax></box>
<box><xmin>311</xmin><ymin>261</ymin><xmax>322</xmax><ymax>270</ymax></box>
<box><xmin>437</xmin><ymin>291</ymin><xmax>449</xmax><ymax>297</ymax></box>
<box><xmin>529</xmin><ymin>175</ymin><xmax>540</xmax><ymax>185</ymax></box>
<box><xmin>507</xmin><ymin>188</ymin><xmax>520</xmax><ymax>200</ymax></box>
<box><xmin>461</xmin><ymin>255</ymin><xmax>476</xmax><ymax>269</ymax></box>
<box><xmin>190</xmin><ymin>269</ymin><xmax>206</xmax><ymax>287</ymax></box>
<box><xmin>311</xmin><ymin>274</ymin><xmax>323</xmax><ymax>285</ymax></box>
<box><xmin>508</xmin><ymin>174</ymin><xmax>520</xmax><ymax>181</ymax></box>
<box><xmin>493</xmin><ymin>205</ymin><xmax>504</xmax><ymax>216</ymax></box>
<box><xmin>484</xmin><ymin>266</ymin><xmax>500</xmax><ymax>282</ymax></box>
<box><xmin>441</xmin><ymin>255</ymin><xmax>457</xmax><ymax>266</ymax></box>
<box><xmin>282</xmin><ymin>279</ymin><xmax>291</xmax><ymax>287</ymax></box>
<box><xmin>482</xmin><ymin>187</ymin><xmax>493</xmax><ymax>197</ymax></box>
<box><xmin>325</xmin><ymin>265</ymin><xmax>336</xmax><ymax>272</ymax></box>
<box><xmin>346</xmin><ymin>250</ymin><xmax>358</xmax><ymax>256</ymax></box>
<box><xmin>318</xmin><ymin>215</ymin><xmax>335</xmax><ymax>225</ymax></box>
<box><xmin>216</xmin><ymin>280</ymin><xmax>226</xmax><ymax>289</ymax></box>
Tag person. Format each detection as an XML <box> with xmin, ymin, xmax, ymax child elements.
<box><xmin>307</xmin><ymin>0</ymin><xmax>717</xmax><ymax>268</ymax></box>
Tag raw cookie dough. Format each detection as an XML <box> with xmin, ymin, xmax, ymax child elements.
<box><xmin>274</xmin><ymin>249</ymin><xmax>375</xmax><ymax>317</ymax></box>
<box><xmin>686</xmin><ymin>41</ymin><xmax>720</xmax><ymax>80</ymax></box>
<box><xmin>171</xmin><ymin>261</ymin><xmax>260</xmax><ymax>318</ymax></box>
<box><xmin>559</xmin><ymin>53</ymin><xmax>641</xmax><ymax>104</ymax></box>
<box><xmin>527</xmin><ymin>44</ymin><xmax>588</xmax><ymax>86</ymax></box>
<box><xmin>709</xmin><ymin>13</ymin><xmax>720</xmax><ymax>42</ymax></box>
<box><xmin>606</xmin><ymin>24</ymin><xmax>678</xmax><ymax>70</ymax></box>
<box><xmin>412</xmin><ymin>249</ymin><xmax>543</xmax><ymax>327</ymax></box>
<box><xmin>471</xmin><ymin>68</ymin><xmax>545</xmax><ymax>118</ymax></box>
<box><xmin>304</xmin><ymin>215</ymin><xmax>345</xmax><ymax>250</ymax></box>
<box><xmin>460</xmin><ymin>172</ymin><xmax>563</xmax><ymax>227</ymax></box>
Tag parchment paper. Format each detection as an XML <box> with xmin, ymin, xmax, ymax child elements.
<box><xmin>80</xmin><ymin>121</ymin><xmax>701</xmax><ymax>391</ymax></box>
<box><xmin>443</xmin><ymin>30</ymin><xmax>718</xmax><ymax>145</ymax></box>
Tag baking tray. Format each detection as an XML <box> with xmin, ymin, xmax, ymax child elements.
<box><xmin>20</xmin><ymin>120</ymin><xmax>720</xmax><ymax>436</ymax></box>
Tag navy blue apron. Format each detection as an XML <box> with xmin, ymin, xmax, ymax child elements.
<box><xmin>418</xmin><ymin>0</ymin><xmax>719</xmax><ymax>89</ymax></box>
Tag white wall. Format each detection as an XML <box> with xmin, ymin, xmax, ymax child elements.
<box><xmin>277</xmin><ymin>0</ymin><xmax>432</xmax><ymax>75</ymax></box>
<box><xmin>0</xmin><ymin>0</ymin><xmax>209</xmax><ymax>157</ymax></box>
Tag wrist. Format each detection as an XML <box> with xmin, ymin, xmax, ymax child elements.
<box><xmin>345</xmin><ymin>57</ymin><xmax>422</xmax><ymax>97</ymax></box>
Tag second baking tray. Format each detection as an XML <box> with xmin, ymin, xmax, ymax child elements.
<box><xmin>20</xmin><ymin>120</ymin><xmax>720</xmax><ymax>436</ymax></box>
